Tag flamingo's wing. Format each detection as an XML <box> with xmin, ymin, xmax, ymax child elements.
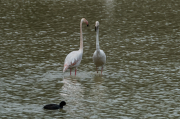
<box><xmin>93</xmin><ymin>49</ymin><xmax>106</xmax><ymax>67</ymax></box>
<box><xmin>100</xmin><ymin>49</ymin><xmax>106</xmax><ymax>64</ymax></box>
<box><xmin>63</xmin><ymin>51</ymin><xmax>82</xmax><ymax>72</ymax></box>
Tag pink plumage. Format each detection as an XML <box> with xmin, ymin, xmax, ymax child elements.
<box><xmin>63</xmin><ymin>18</ymin><xmax>89</xmax><ymax>76</ymax></box>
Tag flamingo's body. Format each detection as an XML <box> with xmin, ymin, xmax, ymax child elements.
<box><xmin>93</xmin><ymin>21</ymin><xmax>106</xmax><ymax>75</ymax></box>
<box><xmin>63</xmin><ymin>18</ymin><xmax>89</xmax><ymax>75</ymax></box>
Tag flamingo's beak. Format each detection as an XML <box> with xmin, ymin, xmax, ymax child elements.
<box><xmin>95</xmin><ymin>27</ymin><xmax>96</xmax><ymax>31</ymax></box>
<box><xmin>86</xmin><ymin>20</ymin><xmax>89</xmax><ymax>27</ymax></box>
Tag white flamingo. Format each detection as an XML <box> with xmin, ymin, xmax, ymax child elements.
<box><xmin>63</xmin><ymin>18</ymin><xmax>89</xmax><ymax>76</ymax></box>
<box><xmin>93</xmin><ymin>21</ymin><xmax>106</xmax><ymax>75</ymax></box>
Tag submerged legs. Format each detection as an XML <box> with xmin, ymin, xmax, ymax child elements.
<box><xmin>96</xmin><ymin>66</ymin><xmax>98</xmax><ymax>73</ymax></box>
<box><xmin>69</xmin><ymin>68</ymin><xmax>77</xmax><ymax>76</ymax></box>
<box><xmin>96</xmin><ymin>66</ymin><xmax>103</xmax><ymax>76</ymax></box>
<box><xmin>101</xmin><ymin>67</ymin><xmax>103</xmax><ymax>75</ymax></box>
<box><xmin>75</xmin><ymin>68</ymin><xmax>77</xmax><ymax>76</ymax></box>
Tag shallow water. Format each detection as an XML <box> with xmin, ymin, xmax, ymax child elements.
<box><xmin>0</xmin><ymin>0</ymin><xmax>180</xmax><ymax>118</ymax></box>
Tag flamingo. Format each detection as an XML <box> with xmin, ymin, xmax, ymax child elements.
<box><xmin>63</xmin><ymin>18</ymin><xmax>89</xmax><ymax>76</ymax></box>
<box><xmin>93</xmin><ymin>21</ymin><xmax>106</xmax><ymax>75</ymax></box>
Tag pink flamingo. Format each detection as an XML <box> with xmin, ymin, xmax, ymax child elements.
<box><xmin>63</xmin><ymin>18</ymin><xmax>89</xmax><ymax>76</ymax></box>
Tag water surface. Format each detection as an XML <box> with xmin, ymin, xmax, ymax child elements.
<box><xmin>0</xmin><ymin>0</ymin><xmax>180</xmax><ymax>118</ymax></box>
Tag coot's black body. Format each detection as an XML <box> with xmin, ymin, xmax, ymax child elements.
<box><xmin>43</xmin><ymin>101</ymin><xmax>66</xmax><ymax>110</ymax></box>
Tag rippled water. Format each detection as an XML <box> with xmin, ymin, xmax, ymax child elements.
<box><xmin>1</xmin><ymin>0</ymin><xmax>180</xmax><ymax>118</ymax></box>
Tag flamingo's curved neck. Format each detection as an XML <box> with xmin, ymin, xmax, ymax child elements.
<box><xmin>96</xmin><ymin>27</ymin><xmax>100</xmax><ymax>51</ymax></box>
<box><xmin>80</xmin><ymin>19</ymin><xmax>83</xmax><ymax>50</ymax></box>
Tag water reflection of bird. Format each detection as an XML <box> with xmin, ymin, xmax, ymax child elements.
<box><xmin>63</xmin><ymin>18</ymin><xmax>89</xmax><ymax>76</ymax></box>
<box><xmin>93</xmin><ymin>21</ymin><xmax>106</xmax><ymax>75</ymax></box>
<box><xmin>43</xmin><ymin>101</ymin><xmax>66</xmax><ymax>110</ymax></box>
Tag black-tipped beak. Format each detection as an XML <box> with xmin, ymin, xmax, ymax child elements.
<box><xmin>87</xmin><ymin>24</ymin><xmax>89</xmax><ymax>27</ymax></box>
<box><xmin>95</xmin><ymin>27</ymin><xmax>96</xmax><ymax>31</ymax></box>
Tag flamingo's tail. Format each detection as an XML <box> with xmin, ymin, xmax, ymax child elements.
<box><xmin>63</xmin><ymin>64</ymin><xmax>69</xmax><ymax>73</ymax></box>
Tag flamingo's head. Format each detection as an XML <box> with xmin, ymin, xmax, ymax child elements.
<box><xmin>95</xmin><ymin>21</ymin><xmax>99</xmax><ymax>31</ymax></box>
<box><xmin>82</xmin><ymin>18</ymin><xmax>89</xmax><ymax>27</ymax></box>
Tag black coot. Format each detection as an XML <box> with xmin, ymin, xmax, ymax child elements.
<box><xmin>43</xmin><ymin>101</ymin><xmax>66</xmax><ymax>110</ymax></box>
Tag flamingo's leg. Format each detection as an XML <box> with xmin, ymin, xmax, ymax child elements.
<box><xmin>75</xmin><ymin>68</ymin><xmax>77</xmax><ymax>76</ymax></box>
<box><xmin>101</xmin><ymin>67</ymin><xmax>103</xmax><ymax>75</ymax></box>
<box><xmin>70</xmin><ymin>68</ymin><xmax>71</xmax><ymax>75</ymax></box>
<box><xmin>96</xmin><ymin>66</ymin><xmax>98</xmax><ymax>73</ymax></box>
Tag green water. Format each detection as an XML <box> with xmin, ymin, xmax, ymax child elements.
<box><xmin>0</xmin><ymin>0</ymin><xmax>180</xmax><ymax>118</ymax></box>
